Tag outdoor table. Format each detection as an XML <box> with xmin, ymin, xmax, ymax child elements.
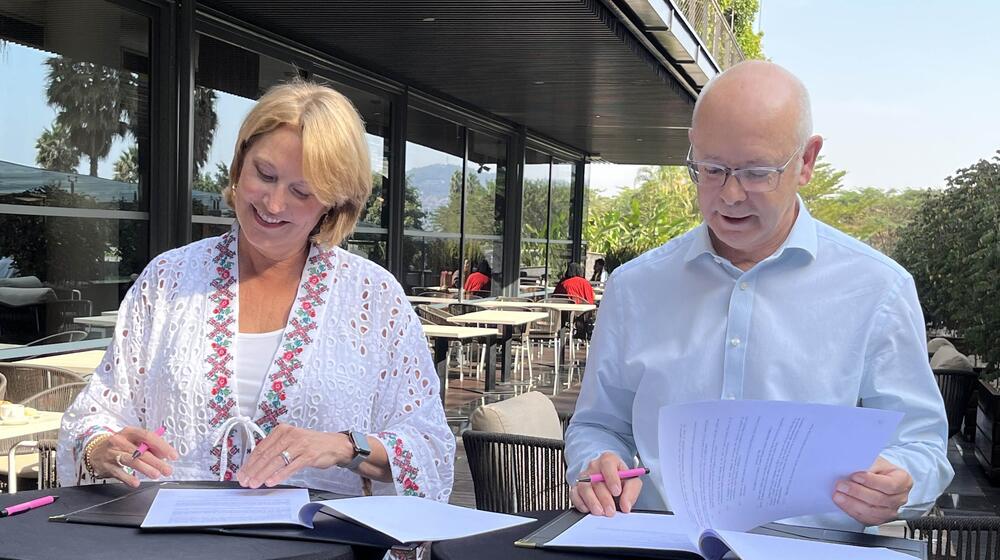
<box><xmin>470</xmin><ymin>301</ymin><xmax>596</xmax><ymax>386</ymax></box>
<box><xmin>447</xmin><ymin>310</ymin><xmax>547</xmax><ymax>391</ymax></box>
<box><xmin>0</xmin><ymin>343</ymin><xmax>23</xmax><ymax>350</ymax></box>
<box><xmin>407</xmin><ymin>296</ymin><xmax>458</xmax><ymax>305</ymax></box>
<box><xmin>0</xmin><ymin>485</ymin><xmax>358</xmax><ymax>560</ymax></box>
<box><xmin>431</xmin><ymin>510</ymin><xmax>927</xmax><ymax>560</ymax></box>
<box><xmin>14</xmin><ymin>350</ymin><xmax>106</xmax><ymax>376</ymax></box>
<box><xmin>421</xmin><ymin>325</ymin><xmax>497</xmax><ymax>402</ymax></box>
<box><xmin>100</xmin><ymin>310</ymin><xmax>119</xmax><ymax>316</ymax></box>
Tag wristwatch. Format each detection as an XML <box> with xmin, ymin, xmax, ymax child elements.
<box><xmin>340</xmin><ymin>430</ymin><xmax>372</xmax><ymax>470</ymax></box>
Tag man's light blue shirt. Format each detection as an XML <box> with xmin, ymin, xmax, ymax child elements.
<box><xmin>565</xmin><ymin>200</ymin><xmax>953</xmax><ymax>531</ymax></box>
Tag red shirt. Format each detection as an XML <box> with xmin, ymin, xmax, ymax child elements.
<box><xmin>553</xmin><ymin>276</ymin><xmax>595</xmax><ymax>304</ymax></box>
<box><xmin>463</xmin><ymin>271</ymin><xmax>491</xmax><ymax>293</ymax></box>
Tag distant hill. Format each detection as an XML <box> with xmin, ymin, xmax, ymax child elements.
<box><xmin>407</xmin><ymin>163</ymin><xmax>497</xmax><ymax>213</ymax></box>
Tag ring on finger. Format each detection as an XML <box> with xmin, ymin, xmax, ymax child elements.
<box><xmin>115</xmin><ymin>452</ymin><xmax>136</xmax><ymax>476</ymax></box>
<box><xmin>280</xmin><ymin>450</ymin><xmax>292</xmax><ymax>466</ymax></box>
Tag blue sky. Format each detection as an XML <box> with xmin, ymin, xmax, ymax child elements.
<box><xmin>592</xmin><ymin>0</ymin><xmax>1000</xmax><ymax>193</ymax></box>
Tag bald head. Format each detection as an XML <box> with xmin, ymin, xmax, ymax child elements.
<box><xmin>692</xmin><ymin>61</ymin><xmax>813</xmax><ymax>147</ymax></box>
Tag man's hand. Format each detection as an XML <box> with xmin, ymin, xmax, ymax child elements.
<box><xmin>833</xmin><ymin>456</ymin><xmax>913</xmax><ymax>526</ymax></box>
<box><xmin>569</xmin><ymin>451</ymin><xmax>642</xmax><ymax>516</ymax></box>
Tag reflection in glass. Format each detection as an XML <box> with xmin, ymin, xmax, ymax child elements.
<box><xmin>0</xmin><ymin>215</ymin><xmax>148</xmax><ymax>343</ymax></box>
<box><xmin>402</xmin><ymin>110</ymin><xmax>463</xmax><ymax>293</ymax></box>
<box><xmin>0</xmin><ymin>2</ymin><xmax>150</xmax><ymax>211</ymax></box>
<box><xmin>192</xmin><ymin>35</ymin><xmax>300</xmax><ymax>227</ymax></box>
<box><xmin>550</xmin><ymin>160</ymin><xmax>575</xmax><ymax>242</ymax></box>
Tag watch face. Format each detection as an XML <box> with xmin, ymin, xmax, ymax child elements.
<box><xmin>352</xmin><ymin>431</ymin><xmax>372</xmax><ymax>456</ymax></box>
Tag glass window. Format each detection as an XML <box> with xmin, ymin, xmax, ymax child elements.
<box><xmin>464</xmin><ymin>131</ymin><xmax>506</xmax><ymax>297</ymax></box>
<box><xmin>0</xmin><ymin>1</ymin><xmax>151</xmax><ymax>346</ymax></box>
<box><xmin>402</xmin><ymin>110</ymin><xmax>463</xmax><ymax>294</ymax></box>
<box><xmin>519</xmin><ymin>150</ymin><xmax>551</xmax><ymax>294</ymax></box>
<box><xmin>313</xmin><ymin>76</ymin><xmax>391</xmax><ymax>268</ymax></box>
<box><xmin>191</xmin><ymin>34</ymin><xmax>300</xmax><ymax>239</ymax></box>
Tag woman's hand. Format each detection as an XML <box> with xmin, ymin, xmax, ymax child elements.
<box><xmin>90</xmin><ymin>427</ymin><xmax>177</xmax><ymax>488</ymax></box>
<box><xmin>237</xmin><ymin>423</ymin><xmax>354</xmax><ymax>489</ymax></box>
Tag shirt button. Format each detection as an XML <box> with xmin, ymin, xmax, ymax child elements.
<box><xmin>739</xmin><ymin>282</ymin><xmax>749</xmax><ymax>291</ymax></box>
<box><xmin>730</xmin><ymin>337</ymin><xmax>741</xmax><ymax>347</ymax></box>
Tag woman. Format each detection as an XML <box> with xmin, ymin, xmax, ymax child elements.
<box><xmin>57</xmin><ymin>82</ymin><xmax>454</xmax><ymax>502</ymax></box>
<box><xmin>554</xmin><ymin>262</ymin><xmax>595</xmax><ymax>305</ymax></box>
<box><xmin>462</xmin><ymin>259</ymin><xmax>491</xmax><ymax>294</ymax></box>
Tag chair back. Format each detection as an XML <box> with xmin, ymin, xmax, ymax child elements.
<box><xmin>20</xmin><ymin>381</ymin><xmax>88</xmax><ymax>412</ymax></box>
<box><xmin>907</xmin><ymin>515</ymin><xmax>1000</xmax><ymax>559</ymax></box>
<box><xmin>462</xmin><ymin>430</ymin><xmax>570</xmax><ymax>514</ymax></box>
<box><xmin>37</xmin><ymin>439</ymin><xmax>59</xmax><ymax>489</ymax></box>
<box><xmin>0</xmin><ymin>372</ymin><xmax>6</xmax><ymax>401</ymax></box>
<box><xmin>527</xmin><ymin>307</ymin><xmax>561</xmax><ymax>338</ymax></box>
<box><xmin>418</xmin><ymin>305</ymin><xmax>454</xmax><ymax>326</ymax></box>
<box><xmin>26</xmin><ymin>330</ymin><xmax>88</xmax><ymax>346</ymax></box>
<box><xmin>933</xmin><ymin>368</ymin><xmax>978</xmax><ymax>439</ymax></box>
<box><xmin>0</xmin><ymin>364</ymin><xmax>87</xmax><ymax>404</ymax></box>
<box><xmin>470</xmin><ymin>391</ymin><xmax>563</xmax><ymax>439</ymax></box>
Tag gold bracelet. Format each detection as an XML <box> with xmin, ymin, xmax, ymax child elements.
<box><xmin>83</xmin><ymin>433</ymin><xmax>113</xmax><ymax>478</ymax></box>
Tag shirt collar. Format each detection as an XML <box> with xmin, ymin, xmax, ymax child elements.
<box><xmin>683</xmin><ymin>195</ymin><xmax>818</xmax><ymax>264</ymax></box>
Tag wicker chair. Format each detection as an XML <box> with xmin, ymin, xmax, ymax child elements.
<box><xmin>933</xmin><ymin>368</ymin><xmax>979</xmax><ymax>439</ymax></box>
<box><xmin>0</xmin><ymin>372</ymin><xmax>6</xmax><ymax>401</ymax></box>
<box><xmin>2</xmin><ymin>383</ymin><xmax>87</xmax><ymax>493</ymax></box>
<box><xmin>36</xmin><ymin>439</ymin><xmax>59</xmax><ymax>490</ymax></box>
<box><xmin>462</xmin><ymin>430</ymin><xmax>570</xmax><ymax>514</ymax></box>
<box><xmin>0</xmin><ymin>363</ymin><xmax>86</xmax><ymax>404</ymax></box>
<box><xmin>906</xmin><ymin>515</ymin><xmax>1000</xmax><ymax>559</ymax></box>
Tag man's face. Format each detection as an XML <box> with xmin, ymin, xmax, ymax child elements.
<box><xmin>689</xmin><ymin>107</ymin><xmax>818</xmax><ymax>264</ymax></box>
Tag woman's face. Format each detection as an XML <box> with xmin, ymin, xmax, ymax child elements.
<box><xmin>233</xmin><ymin>125</ymin><xmax>328</xmax><ymax>262</ymax></box>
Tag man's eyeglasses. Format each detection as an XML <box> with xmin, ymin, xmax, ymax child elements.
<box><xmin>685</xmin><ymin>145</ymin><xmax>804</xmax><ymax>193</ymax></box>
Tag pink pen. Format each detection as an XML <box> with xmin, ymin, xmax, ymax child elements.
<box><xmin>1</xmin><ymin>495</ymin><xmax>58</xmax><ymax>518</ymax></box>
<box><xmin>131</xmin><ymin>425</ymin><xmax>167</xmax><ymax>460</ymax></box>
<box><xmin>578</xmin><ymin>467</ymin><xmax>650</xmax><ymax>484</ymax></box>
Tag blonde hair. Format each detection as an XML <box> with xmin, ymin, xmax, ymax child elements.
<box><xmin>224</xmin><ymin>81</ymin><xmax>372</xmax><ymax>248</ymax></box>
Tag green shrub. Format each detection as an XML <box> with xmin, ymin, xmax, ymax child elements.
<box><xmin>893</xmin><ymin>151</ymin><xmax>1000</xmax><ymax>374</ymax></box>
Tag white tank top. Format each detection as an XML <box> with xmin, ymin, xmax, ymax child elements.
<box><xmin>234</xmin><ymin>329</ymin><xmax>284</xmax><ymax>419</ymax></box>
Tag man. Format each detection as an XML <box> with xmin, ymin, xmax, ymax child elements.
<box><xmin>564</xmin><ymin>61</ymin><xmax>952</xmax><ymax>531</ymax></box>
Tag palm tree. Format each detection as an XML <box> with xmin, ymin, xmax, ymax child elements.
<box><xmin>45</xmin><ymin>56</ymin><xmax>130</xmax><ymax>176</ymax></box>
<box><xmin>35</xmin><ymin>122</ymin><xmax>81</xmax><ymax>172</ymax></box>
<box><xmin>112</xmin><ymin>145</ymin><xmax>139</xmax><ymax>184</ymax></box>
<box><xmin>193</xmin><ymin>87</ymin><xmax>219</xmax><ymax>173</ymax></box>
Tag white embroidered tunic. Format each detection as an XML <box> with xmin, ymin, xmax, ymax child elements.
<box><xmin>57</xmin><ymin>229</ymin><xmax>455</xmax><ymax>501</ymax></box>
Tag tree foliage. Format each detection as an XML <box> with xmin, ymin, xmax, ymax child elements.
<box><xmin>44</xmin><ymin>56</ymin><xmax>133</xmax><ymax>176</ymax></box>
<box><xmin>112</xmin><ymin>145</ymin><xmax>139</xmax><ymax>184</ymax></box>
<box><xmin>893</xmin><ymin>152</ymin><xmax>1000</xmax><ymax>373</ymax></box>
<box><xmin>718</xmin><ymin>0</ymin><xmax>764</xmax><ymax>60</ymax></box>
<box><xmin>35</xmin><ymin>122</ymin><xmax>80</xmax><ymax>173</ymax></box>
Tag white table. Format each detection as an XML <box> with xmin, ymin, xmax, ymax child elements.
<box><xmin>422</xmin><ymin>325</ymin><xmax>497</xmax><ymax>401</ymax></box>
<box><xmin>0</xmin><ymin>343</ymin><xmax>23</xmax><ymax>350</ymax></box>
<box><xmin>100</xmin><ymin>310</ymin><xmax>119</xmax><ymax>316</ymax></box>
<box><xmin>73</xmin><ymin>315</ymin><xmax>118</xmax><ymax>329</ymax></box>
<box><xmin>14</xmin><ymin>350</ymin><xmax>106</xmax><ymax>376</ymax></box>
<box><xmin>448</xmin><ymin>310</ymin><xmax>547</xmax><ymax>391</ymax></box>
<box><xmin>407</xmin><ymin>296</ymin><xmax>458</xmax><ymax>305</ymax></box>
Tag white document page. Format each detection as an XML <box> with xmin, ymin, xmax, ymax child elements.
<box><xmin>141</xmin><ymin>488</ymin><xmax>313</xmax><ymax>528</ymax></box>
<box><xmin>544</xmin><ymin>512</ymin><xmax>700</xmax><ymax>553</ymax></box>
<box><xmin>317</xmin><ymin>495</ymin><xmax>534</xmax><ymax>543</ymax></box>
<box><xmin>710</xmin><ymin>529</ymin><xmax>914</xmax><ymax>560</ymax></box>
<box><xmin>658</xmin><ymin>400</ymin><xmax>902</xmax><ymax>536</ymax></box>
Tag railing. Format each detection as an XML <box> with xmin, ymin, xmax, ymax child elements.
<box><xmin>674</xmin><ymin>0</ymin><xmax>745</xmax><ymax>70</ymax></box>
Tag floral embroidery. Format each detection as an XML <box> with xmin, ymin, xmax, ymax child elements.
<box><xmin>379</xmin><ymin>431</ymin><xmax>424</xmax><ymax>497</ymax></box>
<box><xmin>256</xmin><ymin>250</ymin><xmax>334</xmax><ymax>433</ymax></box>
<box><xmin>73</xmin><ymin>425</ymin><xmax>114</xmax><ymax>462</ymax></box>
<box><xmin>206</xmin><ymin>232</ymin><xmax>334</xmax><ymax>477</ymax></box>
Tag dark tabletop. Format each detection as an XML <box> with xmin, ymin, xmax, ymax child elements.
<box><xmin>0</xmin><ymin>485</ymin><xmax>355</xmax><ymax>560</ymax></box>
<box><xmin>432</xmin><ymin>510</ymin><xmax>693</xmax><ymax>560</ymax></box>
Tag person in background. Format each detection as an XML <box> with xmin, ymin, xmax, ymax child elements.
<box><xmin>554</xmin><ymin>262</ymin><xmax>595</xmax><ymax>305</ymax></box>
<box><xmin>463</xmin><ymin>259</ymin><xmax>492</xmax><ymax>294</ymax></box>
<box><xmin>58</xmin><ymin>81</ymin><xmax>454</xmax><ymax>503</ymax></box>
<box><xmin>565</xmin><ymin>61</ymin><xmax>952</xmax><ymax>531</ymax></box>
<box><xmin>590</xmin><ymin>258</ymin><xmax>607</xmax><ymax>283</ymax></box>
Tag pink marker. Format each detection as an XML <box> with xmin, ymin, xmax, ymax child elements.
<box><xmin>131</xmin><ymin>425</ymin><xmax>167</xmax><ymax>460</ymax></box>
<box><xmin>578</xmin><ymin>467</ymin><xmax>650</xmax><ymax>484</ymax></box>
<box><xmin>1</xmin><ymin>495</ymin><xmax>58</xmax><ymax>518</ymax></box>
